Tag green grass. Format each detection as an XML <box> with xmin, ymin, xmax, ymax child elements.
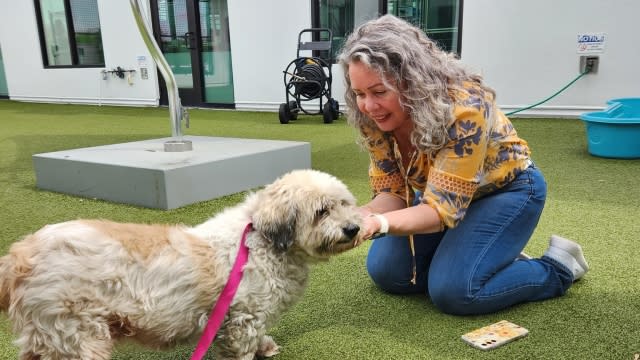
<box><xmin>1</xmin><ymin>100</ymin><xmax>639</xmax><ymax>359</ymax></box>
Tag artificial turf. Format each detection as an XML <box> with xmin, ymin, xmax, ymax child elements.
<box><xmin>0</xmin><ymin>100</ymin><xmax>638</xmax><ymax>359</ymax></box>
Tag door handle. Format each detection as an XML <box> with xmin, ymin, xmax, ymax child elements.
<box><xmin>184</xmin><ymin>32</ymin><xmax>196</xmax><ymax>49</ymax></box>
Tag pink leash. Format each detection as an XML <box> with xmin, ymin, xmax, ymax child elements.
<box><xmin>190</xmin><ymin>222</ymin><xmax>252</xmax><ymax>360</ymax></box>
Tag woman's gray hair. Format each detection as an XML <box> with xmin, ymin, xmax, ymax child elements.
<box><xmin>338</xmin><ymin>14</ymin><xmax>495</xmax><ymax>153</ymax></box>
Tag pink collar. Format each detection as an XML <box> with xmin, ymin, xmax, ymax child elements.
<box><xmin>190</xmin><ymin>222</ymin><xmax>252</xmax><ymax>360</ymax></box>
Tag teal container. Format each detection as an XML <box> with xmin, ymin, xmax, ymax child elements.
<box><xmin>580</xmin><ymin>98</ymin><xmax>640</xmax><ymax>159</ymax></box>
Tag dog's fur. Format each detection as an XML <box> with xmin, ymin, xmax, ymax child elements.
<box><xmin>0</xmin><ymin>169</ymin><xmax>363</xmax><ymax>360</ymax></box>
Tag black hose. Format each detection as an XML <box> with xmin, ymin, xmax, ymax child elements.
<box><xmin>293</xmin><ymin>61</ymin><xmax>327</xmax><ymax>99</ymax></box>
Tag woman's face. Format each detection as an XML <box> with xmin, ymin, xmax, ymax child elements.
<box><xmin>348</xmin><ymin>61</ymin><xmax>411</xmax><ymax>133</ymax></box>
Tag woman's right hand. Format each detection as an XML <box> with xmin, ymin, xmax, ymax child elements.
<box><xmin>361</xmin><ymin>213</ymin><xmax>384</xmax><ymax>240</ymax></box>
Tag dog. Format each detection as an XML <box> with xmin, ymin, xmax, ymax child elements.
<box><xmin>0</xmin><ymin>169</ymin><xmax>364</xmax><ymax>360</ymax></box>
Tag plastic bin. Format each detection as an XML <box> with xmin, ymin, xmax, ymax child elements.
<box><xmin>579</xmin><ymin>98</ymin><xmax>640</xmax><ymax>159</ymax></box>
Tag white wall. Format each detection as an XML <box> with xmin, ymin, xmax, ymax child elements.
<box><xmin>461</xmin><ymin>0</ymin><xmax>640</xmax><ymax>117</ymax></box>
<box><xmin>97</xmin><ymin>0</ymin><xmax>159</xmax><ymax>106</ymax></box>
<box><xmin>0</xmin><ymin>0</ymin><xmax>158</xmax><ymax>106</ymax></box>
<box><xmin>227</xmin><ymin>1</ymin><xmax>312</xmax><ymax>111</ymax></box>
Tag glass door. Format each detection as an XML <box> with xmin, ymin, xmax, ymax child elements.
<box><xmin>0</xmin><ymin>44</ymin><xmax>8</xmax><ymax>97</ymax></box>
<box><xmin>152</xmin><ymin>0</ymin><xmax>233</xmax><ymax>107</ymax></box>
<box><xmin>199</xmin><ymin>0</ymin><xmax>234</xmax><ymax>104</ymax></box>
<box><xmin>154</xmin><ymin>0</ymin><xmax>202</xmax><ymax>105</ymax></box>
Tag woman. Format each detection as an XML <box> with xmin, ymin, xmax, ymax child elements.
<box><xmin>338</xmin><ymin>15</ymin><xmax>588</xmax><ymax>315</ymax></box>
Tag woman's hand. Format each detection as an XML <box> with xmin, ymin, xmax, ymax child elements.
<box><xmin>354</xmin><ymin>207</ymin><xmax>377</xmax><ymax>246</ymax></box>
<box><xmin>356</xmin><ymin>197</ymin><xmax>444</xmax><ymax>245</ymax></box>
<box><xmin>360</xmin><ymin>213</ymin><xmax>384</xmax><ymax>241</ymax></box>
<box><xmin>354</xmin><ymin>194</ymin><xmax>404</xmax><ymax>245</ymax></box>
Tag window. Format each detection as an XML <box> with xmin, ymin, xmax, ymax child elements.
<box><xmin>387</xmin><ymin>0</ymin><xmax>462</xmax><ymax>54</ymax></box>
<box><xmin>314</xmin><ymin>0</ymin><xmax>354</xmax><ymax>62</ymax></box>
<box><xmin>312</xmin><ymin>0</ymin><xmax>379</xmax><ymax>62</ymax></box>
<box><xmin>312</xmin><ymin>0</ymin><xmax>462</xmax><ymax>58</ymax></box>
<box><xmin>34</xmin><ymin>0</ymin><xmax>105</xmax><ymax>67</ymax></box>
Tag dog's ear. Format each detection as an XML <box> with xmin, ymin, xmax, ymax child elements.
<box><xmin>252</xmin><ymin>188</ymin><xmax>298</xmax><ymax>252</ymax></box>
<box><xmin>259</xmin><ymin>209</ymin><xmax>297</xmax><ymax>252</ymax></box>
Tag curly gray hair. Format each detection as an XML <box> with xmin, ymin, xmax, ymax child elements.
<box><xmin>338</xmin><ymin>14</ymin><xmax>495</xmax><ymax>153</ymax></box>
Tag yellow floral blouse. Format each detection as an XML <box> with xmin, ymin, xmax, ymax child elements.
<box><xmin>364</xmin><ymin>82</ymin><xmax>531</xmax><ymax>230</ymax></box>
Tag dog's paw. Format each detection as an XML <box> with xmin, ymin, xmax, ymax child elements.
<box><xmin>256</xmin><ymin>335</ymin><xmax>280</xmax><ymax>358</ymax></box>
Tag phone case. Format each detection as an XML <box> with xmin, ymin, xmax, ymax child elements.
<box><xmin>461</xmin><ymin>320</ymin><xmax>528</xmax><ymax>350</ymax></box>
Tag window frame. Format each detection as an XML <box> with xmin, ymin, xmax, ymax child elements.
<box><xmin>33</xmin><ymin>0</ymin><xmax>105</xmax><ymax>68</ymax></box>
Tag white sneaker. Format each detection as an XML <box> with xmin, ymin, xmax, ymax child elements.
<box><xmin>543</xmin><ymin>235</ymin><xmax>589</xmax><ymax>281</ymax></box>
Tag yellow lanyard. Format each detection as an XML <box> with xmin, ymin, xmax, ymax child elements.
<box><xmin>402</xmin><ymin>151</ymin><xmax>418</xmax><ymax>285</ymax></box>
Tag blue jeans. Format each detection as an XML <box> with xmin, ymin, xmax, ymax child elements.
<box><xmin>366</xmin><ymin>164</ymin><xmax>573</xmax><ymax>315</ymax></box>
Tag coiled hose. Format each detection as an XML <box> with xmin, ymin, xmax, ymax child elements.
<box><xmin>293</xmin><ymin>61</ymin><xmax>327</xmax><ymax>99</ymax></box>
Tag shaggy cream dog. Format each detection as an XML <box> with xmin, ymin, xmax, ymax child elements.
<box><xmin>0</xmin><ymin>169</ymin><xmax>363</xmax><ymax>360</ymax></box>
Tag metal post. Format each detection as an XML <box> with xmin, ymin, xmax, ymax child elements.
<box><xmin>129</xmin><ymin>0</ymin><xmax>192</xmax><ymax>152</ymax></box>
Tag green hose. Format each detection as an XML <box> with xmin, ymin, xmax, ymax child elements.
<box><xmin>505</xmin><ymin>70</ymin><xmax>589</xmax><ymax>116</ymax></box>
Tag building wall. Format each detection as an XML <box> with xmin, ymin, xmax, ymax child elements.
<box><xmin>0</xmin><ymin>0</ymin><xmax>638</xmax><ymax>117</ymax></box>
<box><xmin>96</xmin><ymin>0</ymin><xmax>159</xmax><ymax>106</ymax></box>
<box><xmin>461</xmin><ymin>0</ymin><xmax>640</xmax><ymax>117</ymax></box>
<box><xmin>0</xmin><ymin>0</ymin><xmax>159</xmax><ymax>106</ymax></box>
<box><xmin>227</xmin><ymin>1</ymin><xmax>312</xmax><ymax>111</ymax></box>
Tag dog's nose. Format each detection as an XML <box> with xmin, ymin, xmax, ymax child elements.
<box><xmin>342</xmin><ymin>224</ymin><xmax>360</xmax><ymax>239</ymax></box>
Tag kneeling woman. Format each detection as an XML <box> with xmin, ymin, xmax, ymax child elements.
<box><xmin>338</xmin><ymin>14</ymin><xmax>588</xmax><ymax>315</ymax></box>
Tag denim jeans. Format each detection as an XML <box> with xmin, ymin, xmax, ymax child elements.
<box><xmin>366</xmin><ymin>164</ymin><xmax>573</xmax><ymax>315</ymax></box>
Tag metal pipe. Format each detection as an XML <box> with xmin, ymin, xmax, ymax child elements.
<box><xmin>129</xmin><ymin>0</ymin><xmax>192</xmax><ymax>151</ymax></box>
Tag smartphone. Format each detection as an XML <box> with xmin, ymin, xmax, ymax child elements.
<box><xmin>461</xmin><ymin>320</ymin><xmax>528</xmax><ymax>350</ymax></box>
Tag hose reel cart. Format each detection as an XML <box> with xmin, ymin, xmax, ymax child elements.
<box><xmin>279</xmin><ymin>28</ymin><xmax>339</xmax><ymax>124</ymax></box>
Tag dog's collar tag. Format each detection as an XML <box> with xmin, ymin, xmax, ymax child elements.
<box><xmin>190</xmin><ymin>222</ymin><xmax>252</xmax><ymax>360</ymax></box>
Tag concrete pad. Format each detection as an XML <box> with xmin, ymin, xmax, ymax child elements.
<box><xmin>33</xmin><ymin>135</ymin><xmax>311</xmax><ymax>209</ymax></box>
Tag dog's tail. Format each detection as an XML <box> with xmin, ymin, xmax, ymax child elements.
<box><xmin>0</xmin><ymin>235</ymin><xmax>37</xmax><ymax>312</ymax></box>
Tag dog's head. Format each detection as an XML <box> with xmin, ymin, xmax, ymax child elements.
<box><xmin>251</xmin><ymin>169</ymin><xmax>363</xmax><ymax>259</ymax></box>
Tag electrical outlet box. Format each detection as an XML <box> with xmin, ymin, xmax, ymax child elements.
<box><xmin>579</xmin><ymin>55</ymin><xmax>599</xmax><ymax>74</ymax></box>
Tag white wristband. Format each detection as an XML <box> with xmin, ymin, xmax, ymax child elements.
<box><xmin>371</xmin><ymin>213</ymin><xmax>389</xmax><ymax>234</ymax></box>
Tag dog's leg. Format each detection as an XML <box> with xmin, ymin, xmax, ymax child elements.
<box><xmin>212</xmin><ymin>310</ymin><xmax>270</xmax><ymax>360</ymax></box>
<box><xmin>256</xmin><ymin>335</ymin><xmax>280</xmax><ymax>358</ymax></box>
<box><xmin>15</xmin><ymin>322</ymin><xmax>114</xmax><ymax>360</ymax></box>
<box><xmin>18</xmin><ymin>352</ymin><xmax>42</xmax><ymax>360</ymax></box>
<box><xmin>12</xmin><ymin>298</ymin><xmax>115</xmax><ymax>360</ymax></box>
<box><xmin>215</xmin><ymin>331</ymin><xmax>280</xmax><ymax>359</ymax></box>
<box><xmin>15</xmin><ymin>336</ymin><xmax>113</xmax><ymax>359</ymax></box>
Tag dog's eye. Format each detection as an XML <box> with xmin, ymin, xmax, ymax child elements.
<box><xmin>316</xmin><ymin>208</ymin><xmax>329</xmax><ymax>218</ymax></box>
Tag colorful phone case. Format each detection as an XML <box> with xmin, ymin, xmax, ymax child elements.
<box><xmin>461</xmin><ymin>320</ymin><xmax>528</xmax><ymax>350</ymax></box>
